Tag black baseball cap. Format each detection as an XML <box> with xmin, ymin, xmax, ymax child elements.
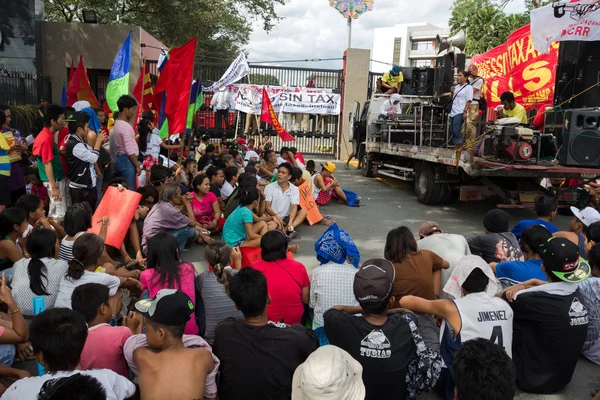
<box><xmin>134</xmin><ymin>289</ymin><xmax>194</xmax><ymax>325</ymax></box>
<box><xmin>354</xmin><ymin>259</ymin><xmax>395</xmax><ymax>304</ymax></box>
<box><xmin>543</xmin><ymin>237</ymin><xmax>591</xmax><ymax>283</ymax></box>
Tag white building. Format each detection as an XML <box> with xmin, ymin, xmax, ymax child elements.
<box><xmin>371</xmin><ymin>22</ymin><xmax>449</xmax><ymax>73</ymax></box>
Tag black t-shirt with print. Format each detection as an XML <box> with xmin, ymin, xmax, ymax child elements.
<box><xmin>324</xmin><ymin>309</ymin><xmax>416</xmax><ymax>400</ymax></box>
<box><xmin>467</xmin><ymin>232</ymin><xmax>523</xmax><ymax>263</ymax></box>
<box><xmin>213</xmin><ymin>318</ymin><xmax>318</xmax><ymax>400</ymax></box>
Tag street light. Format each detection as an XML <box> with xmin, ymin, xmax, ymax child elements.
<box><xmin>82</xmin><ymin>10</ymin><xmax>99</xmax><ymax>24</ymax></box>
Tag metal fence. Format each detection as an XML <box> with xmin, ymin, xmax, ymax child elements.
<box><xmin>0</xmin><ymin>68</ymin><xmax>52</xmax><ymax>105</ymax></box>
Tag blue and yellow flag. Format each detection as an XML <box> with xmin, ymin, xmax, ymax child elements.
<box><xmin>106</xmin><ymin>32</ymin><xmax>132</xmax><ymax>113</ymax></box>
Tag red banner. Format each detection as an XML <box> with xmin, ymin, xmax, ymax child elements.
<box><xmin>260</xmin><ymin>88</ymin><xmax>295</xmax><ymax>142</ymax></box>
<box><xmin>470</xmin><ymin>24</ymin><xmax>559</xmax><ymax>111</ymax></box>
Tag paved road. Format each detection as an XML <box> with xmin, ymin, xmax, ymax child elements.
<box><xmin>184</xmin><ymin>160</ymin><xmax>600</xmax><ymax>400</ymax></box>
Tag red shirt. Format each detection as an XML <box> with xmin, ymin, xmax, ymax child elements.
<box><xmin>80</xmin><ymin>324</ymin><xmax>132</xmax><ymax>377</ymax></box>
<box><xmin>57</xmin><ymin>127</ymin><xmax>70</xmax><ymax>175</ymax></box>
<box><xmin>251</xmin><ymin>259</ymin><xmax>310</xmax><ymax>325</ymax></box>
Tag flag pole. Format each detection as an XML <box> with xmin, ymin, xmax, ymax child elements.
<box><xmin>245</xmin><ymin>72</ymin><xmax>261</xmax><ymax>137</ymax></box>
<box><xmin>234</xmin><ymin>111</ymin><xmax>240</xmax><ymax>139</ymax></box>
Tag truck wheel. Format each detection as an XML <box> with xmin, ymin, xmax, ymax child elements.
<box><xmin>362</xmin><ymin>153</ymin><xmax>375</xmax><ymax>177</ymax></box>
<box><xmin>414</xmin><ymin>163</ymin><xmax>441</xmax><ymax>205</ymax></box>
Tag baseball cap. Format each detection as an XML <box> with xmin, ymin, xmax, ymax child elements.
<box><xmin>321</xmin><ymin>162</ymin><xmax>336</xmax><ymax>173</ymax></box>
<box><xmin>391</xmin><ymin>65</ymin><xmax>401</xmax><ymax>75</ymax></box>
<box><xmin>418</xmin><ymin>221</ymin><xmax>443</xmax><ymax>238</ymax></box>
<box><xmin>238</xmin><ymin>138</ymin><xmax>247</xmax><ymax>145</ymax></box>
<box><xmin>353</xmin><ymin>259</ymin><xmax>395</xmax><ymax>304</ymax></box>
<box><xmin>570</xmin><ymin>206</ymin><xmax>600</xmax><ymax>227</ymax></box>
<box><xmin>134</xmin><ymin>289</ymin><xmax>194</xmax><ymax>326</ymax></box>
<box><xmin>291</xmin><ymin>345</ymin><xmax>365</xmax><ymax>400</ymax></box>
<box><xmin>543</xmin><ymin>237</ymin><xmax>591</xmax><ymax>283</ymax></box>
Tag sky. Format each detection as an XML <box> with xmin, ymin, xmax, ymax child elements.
<box><xmin>246</xmin><ymin>0</ymin><xmax>527</xmax><ymax>69</ymax></box>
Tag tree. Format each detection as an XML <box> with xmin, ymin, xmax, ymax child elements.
<box><xmin>249</xmin><ymin>73</ymin><xmax>280</xmax><ymax>85</ymax></box>
<box><xmin>41</xmin><ymin>0</ymin><xmax>286</xmax><ymax>61</ymax></box>
<box><xmin>449</xmin><ymin>0</ymin><xmax>530</xmax><ymax>56</ymax></box>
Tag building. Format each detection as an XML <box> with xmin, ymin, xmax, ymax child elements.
<box><xmin>371</xmin><ymin>23</ymin><xmax>449</xmax><ymax>73</ymax></box>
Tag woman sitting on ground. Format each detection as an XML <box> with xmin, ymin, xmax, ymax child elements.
<box><xmin>257</xmin><ymin>150</ymin><xmax>278</xmax><ymax>181</ymax></box>
<box><xmin>15</xmin><ymin>194</ymin><xmax>65</xmax><ymax>240</ymax></box>
<box><xmin>139</xmin><ymin>232</ymin><xmax>199</xmax><ymax>334</ymax></box>
<box><xmin>190</xmin><ymin>174</ymin><xmax>224</xmax><ymax>234</ymax></box>
<box><xmin>223</xmin><ymin>187</ymin><xmax>276</xmax><ymax>249</ymax></box>
<box><xmin>0</xmin><ymin>208</ymin><xmax>27</xmax><ymax>276</ymax></box>
<box><xmin>54</xmin><ymin>233</ymin><xmax>141</xmax><ymax>313</ymax></box>
<box><xmin>251</xmin><ymin>231</ymin><xmax>306</xmax><ymax>325</ymax></box>
<box><xmin>11</xmin><ymin>229</ymin><xmax>68</xmax><ymax>316</ymax></box>
<box><xmin>195</xmin><ymin>241</ymin><xmax>243</xmax><ymax>344</ymax></box>
<box><xmin>220</xmin><ymin>166</ymin><xmax>238</xmax><ymax>201</ymax></box>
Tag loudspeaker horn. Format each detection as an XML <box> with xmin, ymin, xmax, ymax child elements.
<box><xmin>437</xmin><ymin>30</ymin><xmax>466</xmax><ymax>54</ymax></box>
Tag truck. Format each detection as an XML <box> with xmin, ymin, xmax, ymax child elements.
<box><xmin>350</xmin><ymin>93</ymin><xmax>600</xmax><ymax>208</ymax></box>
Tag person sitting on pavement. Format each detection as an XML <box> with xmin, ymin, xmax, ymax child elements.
<box><xmin>416</xmin><ymin>221</ymin><xmax>471</xmax><ymax>299</ymax></box>
<box><xmin>223</xmin><ymin>187</ymin><xmax>275</xmax><ymax>248</ymax></box>
<box><xmin>220</xmin><ymin>166</ymin><xmax>238</xmax><ymax>201</ymax></box>
<box><xmin>378</xmin><ymin>65</ymin><xmax>403</xmax><ymax>94</ymax></box>
<box><xmin>264</xmin><ymin>162</ymin><xmax>302</xmax><ymax>237</ymax></box>
<box><xmin>257</xmin><ymin>150</ymin><xmax>278</xmax><ymax>182</ymax></box>
<box><xmin>491</xmin><ymin>224</ymin><xmax>552</xmax><ymax>287</ymax></box>
<box><xmin>197</xmin><ymin>143</ymin><xmax>217</xmax><ymax>171</ymax></box>
<box><xmin>291</xmin><ymin>168</ymin><xmax>334</xmax><ymax>227</ymax></box>
<box><xmin>499</xmin><ymin>237</ymin><xmax>590</xmax><ymax>394</ymax></box>
<box><xmin>467</xmin><ymin>209</ymin><xmax>523</xmax><ymax>263</ymax></box>
<box><xmin>213</xmin><ymin>267</ymin><xmax>318</xmax><ymax>400</ymax></box>
<box><xmin>554</xmin><ymin>206</ymin><xmax>600</xmax><ymax>259</ymax></box>
<box><xmin>2</xmin><ymin>308</ymin><xmax>136</xmax><ymax>400</ymax></box>
<box><xmin>452</xmin><ymin>338</ymin><xmax>516</xmax><ymax>400</ymax></box>
<box><xmin>496</xmin><ymin>91</ymin><xmax>528</xmax><ymax>124</ymax></box>
<box><xmin>400</xmin><ymin>255</ymin><xmax>513</xmax><ymax>400</ymax></box>
<box><xmin>36</xmin><ymin>373</ymin><xmax>110</xmax><ymax>400</ymax></box>
<box><xmin>127</xmin><ymin>290</ymin><xmax>218</xmax><ymax>400</ymax></box>
<box><xmin>190</xmin><ymin>174</ymin><xmax>223</xmax><ymax>234</ymax></box>
<box><xmin>324</xmin><ymin>258</ymin><xmax>443</xmax><ymax>400</ymax></box>
<box><xmin>310</xmin><ymin>223</ymin><xmax>360</xmax><ymax>344</ymax></box>
<box><xmin>511</xmin><ymin>194</ymin><xmax>559</xmax><ymax>239</ymax></box>
<box><xmin>312</xmin><ymin>162</ymin><xmax>348</xmax><ymax>206</ymax></box>
<box><xmin>206</xmin><ymin>166</ymin><xmax>226</xmax><ymax>211</ymax></box>
<box><xmin>579</xmin><ymin>243</ymin><xmax>600</xmax><ymax>365</ymax></box>
<box><xmin>291</xmin><ymin>345</ymin><xmax>366</xmax><ymax>400</ymax></box>
<box><xmin>378</xmin><ymin>93</ymin><xmax>402</xmax><ymax>118</ymax></box>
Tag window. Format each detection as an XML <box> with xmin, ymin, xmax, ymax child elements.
<box><xmin>393</xmin><ymin>38</ymin><xmax>402</xmax><ymax>65</ymax></box>
<box><xmin>410</xmin><ymin>41</ymin><xmax>433</xmax><ymax>51</ymax></box>
<box><xmin>411</xmin><ymin>42</ymin><xmax>418</xmax><ymax>51</ymax></box>
<box><xmin>410</xmin><ymin>60</ymin><xmax>432</xmax><ymax>67</ymax></box>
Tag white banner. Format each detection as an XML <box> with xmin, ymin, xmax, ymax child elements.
<box><xmin>531</xmin><ymin>0</ymin><xmax>600</xmax><ymax>52</ymax></box>
<box><xmin>233</xmin><ymin>86</ymin><xmax>341</xmax><ymax>115</ymax></box>
<box><xmin>205</xmin><ymin>53</ymin><xmax>250</xmax><ymax>91</ymax></box>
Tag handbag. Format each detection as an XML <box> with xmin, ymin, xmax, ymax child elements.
<box><xmin>274</xmin><ymin>261</ymin><xmax>313</xmax><ymax>327</ymax></box>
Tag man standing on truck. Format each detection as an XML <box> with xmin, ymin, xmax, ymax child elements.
<box><xmin>465</xmin><ymin>65</ymin><xmax>484</xmax><ymax>142</ymax></box>
<box><xmin>449</xmin><ymin>71</ymin><xmax>473</xmax><ymax>149</ymax></box>
<box><xmin>377</xmin><ymin>66</ymin><xmax>403</xmax><ymax>94</ymax></box>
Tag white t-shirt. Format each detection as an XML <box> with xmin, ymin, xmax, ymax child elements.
<box><xmin>276</xmin><ymin>156</ymin><xmax>286</xmax><ymax>165</ymax></box>
<box><xmin>220</xmin><ymin>181</ymin><xmax>235</xmax><ymax>200</ymax></box>
<box><xmin>469</xmin><ymin>76</ymin><xmax>484</xmax><ymax>101</ymax></box>
<box><xmin>450</xmin><ymin>83</ymin><xmax>474</xmax><ymax>117</ymax></box>
<box><xmin>141</xmin><ymin>132</ymin><xmax>162</xmax><ymax>160</ymax></box>
<box><xmin>1</xmin><ymin>369</ymin><xmax>136</xmax><ymax>400</ymax></box>
<box><xmin>264</xmin><ymin>181</ymin><xmax>300</xmax><ymax>219</ymax></box>
<box><xmin>54</xmin><ymin>270</ymin><xmax>120</xmax><ymax>308</ymax></box>
<box><xmin>379</xmin><ymin>100</ymin><xmax>402</xmax><ymax>116</ymax></box>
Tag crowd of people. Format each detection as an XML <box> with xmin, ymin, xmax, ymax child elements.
<box><xmin>0</xmin><ymin>96</ymin><xmax>600</xmax><ymax>400</ymax></box>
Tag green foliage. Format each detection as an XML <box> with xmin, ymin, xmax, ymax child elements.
<box><xmin>250</xmin><ymin>73</ymin><xmax>280</xmax><ymax>86</ymax></box>
<box><xmin>449</xmin><ymin>0</ymin><xmax>530</xmax><ymax>56</ymax></box>
<box><xmin>41</xmin><ymin>0</ymin><xmax>286</xmax><ymax>62</ymax></box>
<box><xmin>9</xmin><ymin>106</ymin><xmax>42</xmax><ymax>137</ymax></box>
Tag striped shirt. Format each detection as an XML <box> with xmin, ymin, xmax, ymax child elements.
<box><xmin>0</xmin><ymin>134</ymin><xmax>11</xmax><ymax>177</ymax></box>
<box><xmin>59</xmin><ymin>232</ymin><xmax>84</xmax><ymax>261</ymax></box>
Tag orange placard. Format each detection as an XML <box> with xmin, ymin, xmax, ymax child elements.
<box><xmin>88</xmin><ymin>186</ymin><xmax>142</xmax><ymax>248</ymax></box>
<box><xmin>297</xmin><ymin>181</ymin><xmax>322</xmax><ymax>226</ymax></box>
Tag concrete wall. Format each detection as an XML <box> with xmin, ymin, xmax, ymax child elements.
<box><xmin>338</xmin><ymin>48</ymin><xmax>370</xmax><ymax>161</ymax></box>
<box><xmin>40</xmin><ymin>22</ymin><xmax>151</xmax><ymax>103</ymax></box>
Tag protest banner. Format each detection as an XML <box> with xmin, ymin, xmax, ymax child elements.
<box><xmin>470</xmin><ymin>24</ymin><xmax>558</xmax><ymax>110</ymax></box>
<box><xmin>235</xmin><ymin>86</ymin><xmax>341</xmax><ymax>115</ymax></box>
<box><xmin>205</xmin><ymin>53</ymin><xmax>250</xmax><ymax>91</ymax></box>
<box><xmin>297</xmin><ymin>181</ymin><xmax>323</xmax><ymax>225</ymax></box>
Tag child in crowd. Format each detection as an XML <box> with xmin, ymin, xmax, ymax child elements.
<box><xmin>1</xmin><ymin>308</ymin><xmax>136</xmax><ymax>399</ymax></box>
<box><xmin>15</xmin><ymin>194</ymin><xmax>65</xmax><ymax>240</ymax></box>
<box><xmin>71</xmin><ymin>283</ymin><xmax>140</xmax><ymax>377</ymax></box>
<box><xmin>127</xmin><ymin>290</ymin><xmax>218</xmax><ymax>400</ymax></box>
<box><xmin>0</xmin><ymin>208</ymin><xmax>27</xmax><ymax>274</ymax></box>
<box><xmin>175</xmin><ymin>158</ymin><xmax>197</xmax><ymax>192</ymax></box>
<box><xmin>23</xmin><ymin>168</ymin><xmax>48</xmax><ymax>210</ymax></box>
<box><xmin>140</xmin><ymin>232</ymin><xmax>199</xmax><ymax>335</ymax></box>
<box><xmin>223</xmin><ymin>187</ymin><xmax>273</xmax><ymax>248</ymax></box>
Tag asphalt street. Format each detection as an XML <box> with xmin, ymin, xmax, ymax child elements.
<box><xmin>184</xmin><ymin>160</ymin><xmax>600</xmax><ymax>400</ymax></box>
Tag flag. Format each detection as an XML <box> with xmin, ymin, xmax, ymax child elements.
<box><xmin>69</xmin><ymin>59</ymin><xmax>75</xmax><ymax>81</ymax></box>
<box><xmin>260</xmin><ymin>88</ymin><xmax>295</xmax><ymax>142</ymax></box>
<box><xmin>153</xmin><ymin>37</ymin><xmax>196</xmax><ymax>136</ymax></box>
<box><xmin>186</xmin><ymin>79</ymin><xmax>202</xmax><ymax>135</ymax></box>
<box><xmin>133</xmin><ymin>62</ymin><xmax>154</xmax><ymax>123</ymax></box>
<box><xmin>66</xmin><ymin>56</ymin><xmax>99</xmax><ymax>108</ymax></box>
<box><xmin>102</xmin><ymin>101</ymin><xmax>114</xmax><ymax>132</ymax></box>
<box><xmin>106</xmin><ymin>32</ymin><xmax>133</xmax><ymax>112</ymax></box>
<box><xmin>205</xmin><ymin>53</ymin><xmax>249</xmax><ymax>91</ymax></box>
<box><xmin>60</xmin><ymin>83</ymin><xmax>67</xmax><ymax>107</ymax></box>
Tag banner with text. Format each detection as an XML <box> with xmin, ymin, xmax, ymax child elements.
<box><xmin>234</xmin><ymin>86</ymin><xmax>341</xmax><ymax>115</ymax></box>
<box><xmin>470</xmin><ymin>24</ymin><xmax>559</xmax><ymax>110</ymax></box>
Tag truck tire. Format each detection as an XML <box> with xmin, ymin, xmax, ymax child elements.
<box><xmin>362</xmin><ymin>153</ymin><xmax>375</xmax><ymax>177</ymax></box>
<box><xmin>414</xmin><ymin>163</ymin><xmax>442</xmax><ymax>205</ymax></box>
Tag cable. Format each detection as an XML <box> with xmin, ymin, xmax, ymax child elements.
<box><xmin>370</xmin><ymin>59</ymin><xmax>394</xmax><ymax>66</ymax></box>
<box><xmin>248</xmin><ymin>58</ymin><xmax>344</xmax><ymax>64</ymax></box>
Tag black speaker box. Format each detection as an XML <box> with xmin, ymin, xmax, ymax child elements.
<box><xmin>559</xmin><ymin>109</ymin><xmax>600</xmax><ymax>167</ymax></box>
<box><xmin>433</xmin><ymin>53</ymin><xmax>466</xmax><ymax>97</ymax></box>
<box><xmin>554</xmin><ymin>41</ymin><xmax>600</xmax><ymax>109</ymax></box>
<box><xmin>411</xmin><ymin>68</ymin><xmax>434</xmax><ymax>96</ymax></box>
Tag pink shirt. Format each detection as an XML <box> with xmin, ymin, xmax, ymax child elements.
<box><xmin>80</xmin><ymin>324</ymin><xmax>132</xmax><ymax>377</ymax></box>
<box><xmin>251</xmin><ymin>259</ymin><xmax>310</xmax><ymax>325</ymax></box>
<box><xmin>140</xmin><ymin>262</ymin><xmax>199</xmax><ymax>334</ymax></box>
<box><xmin>191</xmin><ymin>191</ymin><xmax>217</xmax><ymax>225</ymax></box>
<box><xmin>113</xmin><ymin>120</ymin><xmax>139</xmax><ymax>156</ymax></box>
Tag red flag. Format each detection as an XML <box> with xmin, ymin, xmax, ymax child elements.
<box><xmin>132</xmin><ymin>62</ymin><xmax>145</xmax><ymax>124</ymax></box>
<box><xmin>66</xmin><ymin>56</ymin><xmax>99</xmax><ymax>108</ymax></box>
<box><xmin>154</xmin><ymin>38</ymin><xmax>196</xmax><ymax>135</ymax></box>
<box><xmin>260</xmin><ymin>88</ymin><xmax>295</xmax><ymax>142</ymax></box>
<box><xmin>133</xmin><ymin>62</ymin><xmax>154</xmax><ymax>124</ymax></box>
<box><xmin>69</xmin><ymin>59</ymin><xmax>75</xmax><ymax>81</ymax></box>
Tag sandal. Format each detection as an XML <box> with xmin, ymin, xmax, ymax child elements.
<box><xmin>123</xmin><ymin>259</ymin><xmax>141</xmax><ymax>271</ymax></box>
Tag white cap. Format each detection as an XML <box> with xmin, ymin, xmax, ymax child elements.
<box><xmin>570</xmin><ymin>206</ymin><xmax>600</xmax><ymax>227</ymax></box>
<box><xmin>443</xmin><ymin>255</ymin><xmax>499</xmax><ymax>299</ymax></box>
<box><xmin>292</xmin><ymin>345</ymin><xmax>365</xmax><ymax>400</ymax></box>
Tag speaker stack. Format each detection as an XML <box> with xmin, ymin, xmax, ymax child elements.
<box><xmin>554</xmin><ymin>41</ymin><xmax>600</xmax><ymax>109</ymax></box>
<box><xmin>411</xmin><ymin>68</ymin><xmax>434</xmax><ymax>96</ymax></box>
<box><xmin>559</xmin><ymin>108</ymin><xmax>600</xmax><ymax>167</ymax></box>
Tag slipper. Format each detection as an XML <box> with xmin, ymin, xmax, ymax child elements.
<box><xmin>124</xmin><ymin>259</ymin><xmax>141</xmax><ymax>271</ymax></box>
